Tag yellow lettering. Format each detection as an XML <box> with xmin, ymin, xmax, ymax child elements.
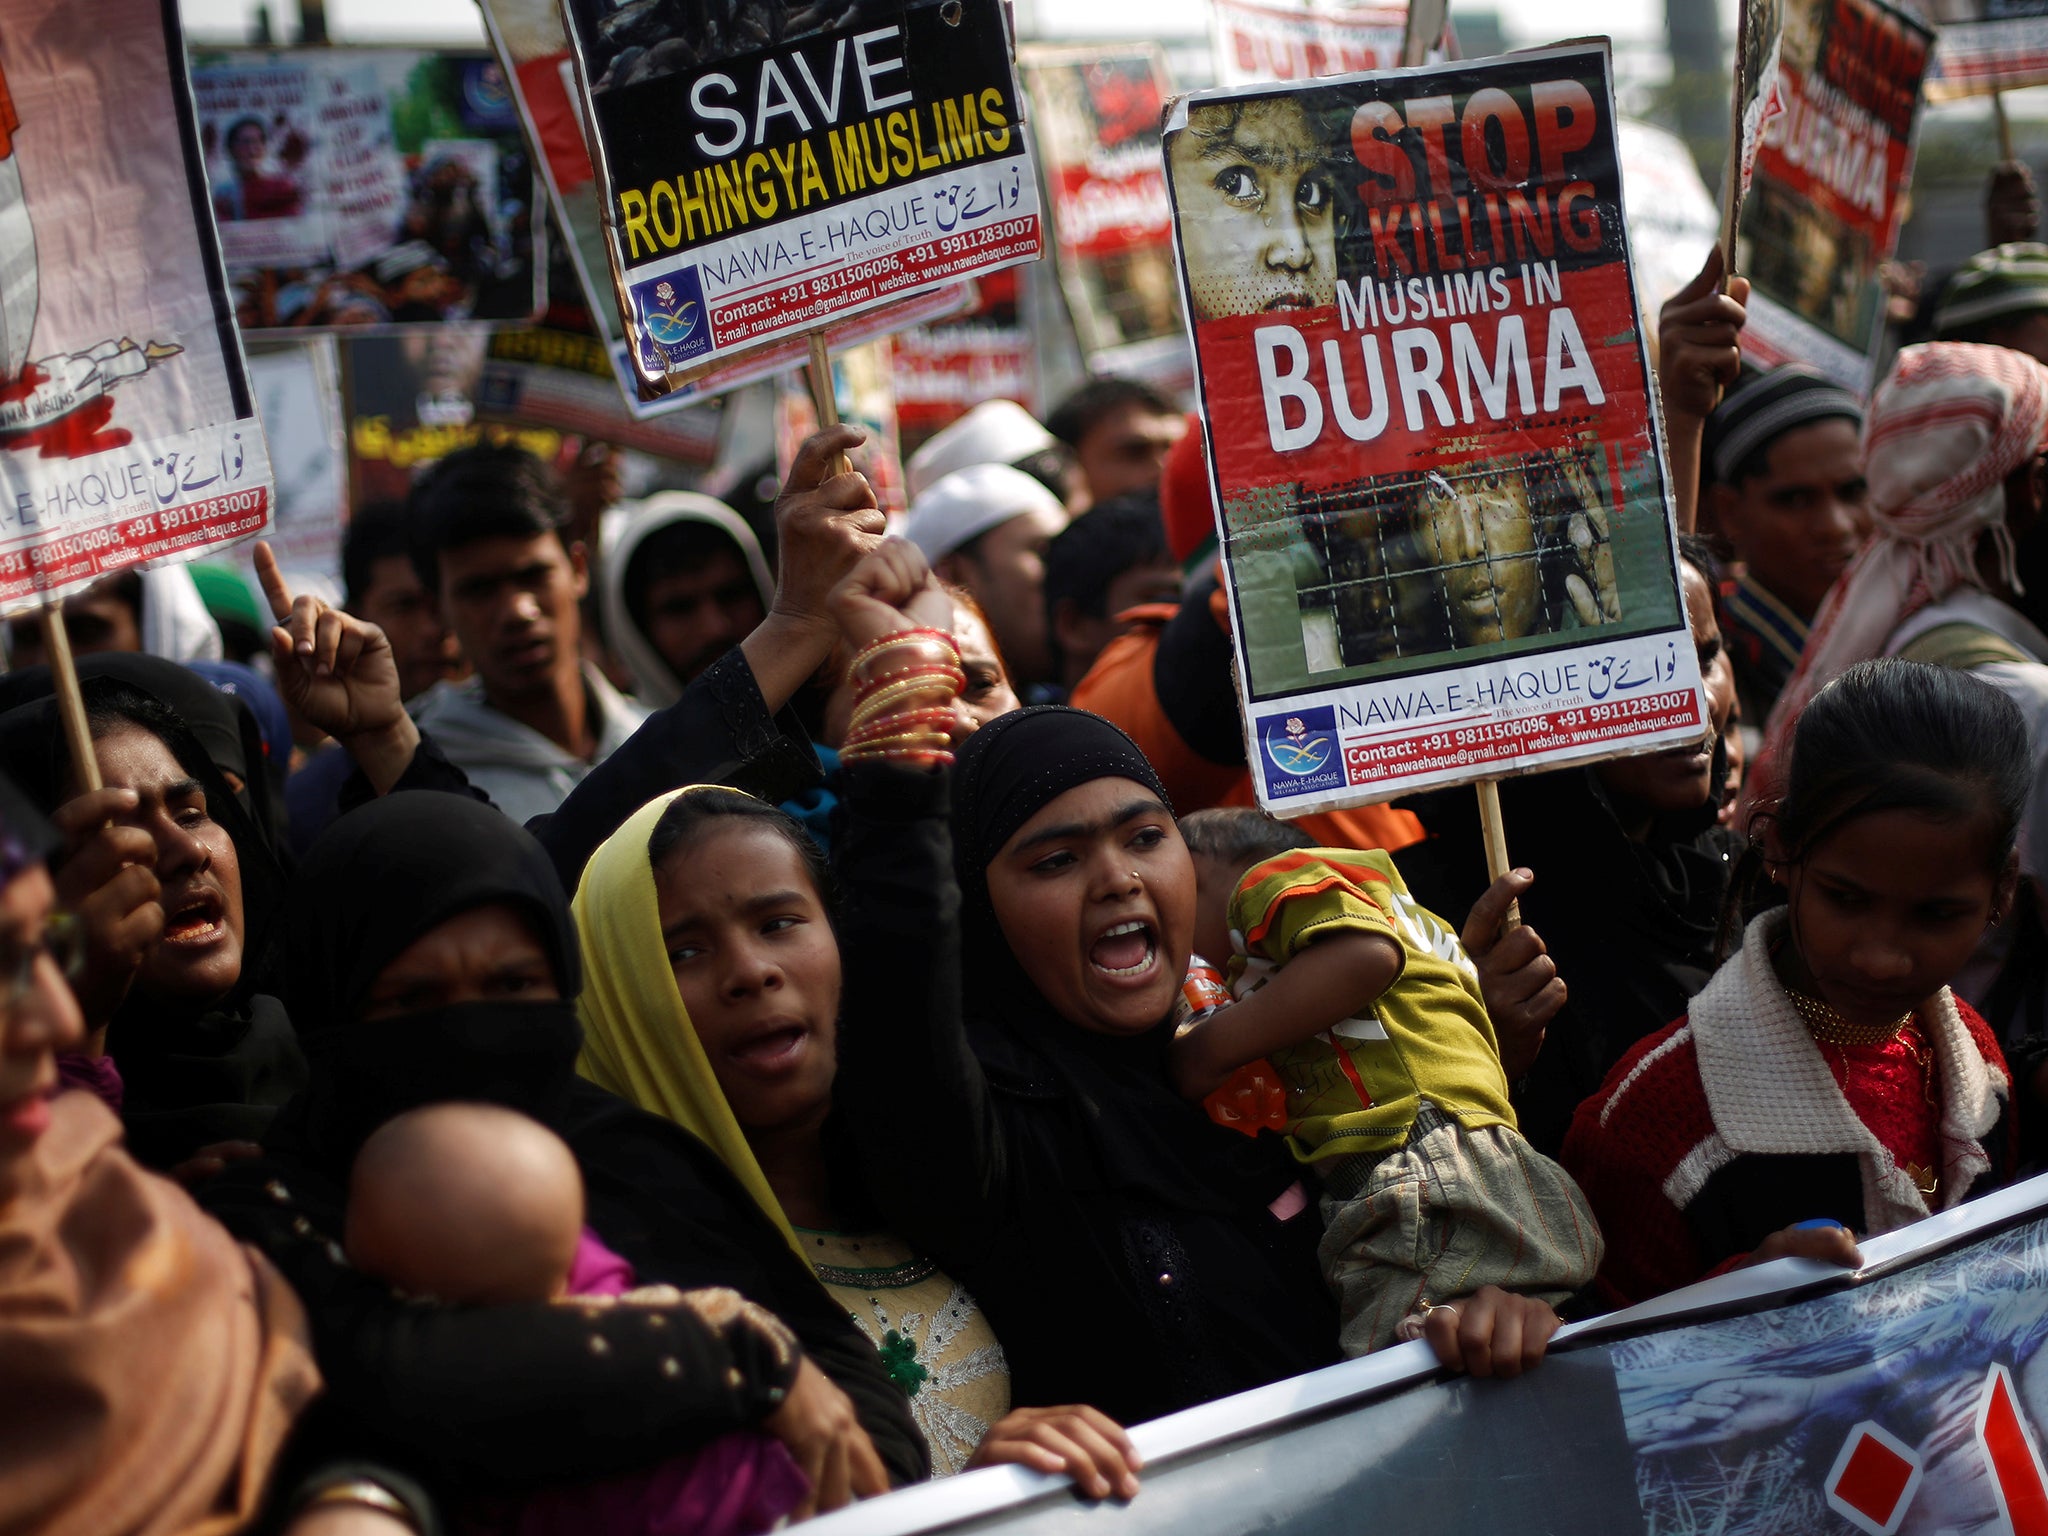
<box><xmin>830</xmin><ymin>124</ymin><xmax>866</xmax><ymax>194</ymax></box>
<box><xmin>980</xmin><ymin>88</ymin><xmax>1012</xmax><ymax>150</ymax></box>
<box><xmin>678</xmin><ymin>170</ymin><xmax>713</xmax><ymax>242</ymax></box>
<box><xmin>621</xmin><ymin>189</ymin><xmax>655</xmax><ymax>259</ymax></box>
<box><xmin>714</xmin><ymin>160</ymin><xmax>748</xmax><ymax>228</ymax></box>
<box><xmin>649</xmin><ymin>180</ymin><xmax>682</xmax><ymax>249</ymax></box>
<box><xmin>887</xmin><ymin>111</ymin><xmax>915</xmax><ymax>177</ymax></box>
<box><xmin>941</xmin><ymin>95</ymin><xmax>978</xmax><ymax>162</ymax></box>
<box><xmin>911</xmin><ymin>107</ymin><xmax>942</xmax><ymax>170</ymax></box>
<box><xmin>745</xmin><ymin>151</ymin><xmax>777</xmax><ymax>219</ymax></box>
<box><xmin>769</xmin><ymin>142</ymin><xmax>800</xmax><ymax>205</ymax></box>
<box><xmin>863</xmin><ymin>120</ymin><xmax>891</xmax><ymax>186</ymax></box>
<box><xmin>798</xmin><ymin>139</ymin><xmax>828</xmax><ymax>205</ymax></box>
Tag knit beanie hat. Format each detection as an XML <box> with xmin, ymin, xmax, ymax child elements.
<box><xmin>1935</xmin><ymin>242</ymin><xmax>2048</xmax><ymax>338</ymax></box>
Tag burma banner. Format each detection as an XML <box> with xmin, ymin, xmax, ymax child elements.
<box><xmin>0</xmin><ymin>0</ymin><xmax>274</xmax><ymax>615</ymax></box>
<box><xmin>1021</xmin><ymin>46</ymin><xmax>1187</xmax><ymax>380</ymax></box>
<box><xmin>1163</xmin><ymin>45</ymin><xmax>1702</xmax><ymax>816</ymax></box>
<box><xmin>1737</xmin><ymin>0</ymin><xmax>1933</xmax><ymax>390</ymax></box>
<box><xmin>246</xmin><ymin>338</ymin><xmax>345</xmax><ymax>586</ymax></box>
<box><xmin>891</xmin><ymin>269</ymin><xmax>1034</xmax><ymax>459</ymax></box>
<box><xmin>560</xmin><ymin>0</ymin><xmax>1043</xmax><ymax>399</ymax></box>
<box><xmin>1209</xmin><ymin>2</ymin><xmax>1438</xmax><ymax>88</ymax></box>
<box><xmin>1923</xmin><ymin>1</ymin><xmax>2048</xmax><ymax>100</ymax></box>
<box><xmin>192</xmin><ymin>48</ymin><xmax>544</xmax><ymax>334</ymax></box>
<box><xmin>805</xmin><ymin>1177</ymin><xmax>2048</xmax><ymax>1536</ymax></box>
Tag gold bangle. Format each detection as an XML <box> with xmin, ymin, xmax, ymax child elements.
<box><xmin>303</xmin><ymin>1480</ymin><xmax>417</xmax><ymax>1527</ymax></box>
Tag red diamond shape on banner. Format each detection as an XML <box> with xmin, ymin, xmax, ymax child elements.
<box><xmin>1824</xmin><ymin>1421</ymin><xmax>1923</xmax><ymax>1536</ymax></box>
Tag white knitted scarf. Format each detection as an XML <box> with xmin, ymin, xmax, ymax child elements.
<box><xmin>1682</xmin><ymin>910</ymin><xmax>2006</xmax><ymax>1236</ymax></box>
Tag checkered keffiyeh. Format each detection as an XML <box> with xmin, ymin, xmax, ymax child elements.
<box><xmin>1747</xmin><ymin>343</ymin><xmax>2048</xmax><ymax>816</ymax></box>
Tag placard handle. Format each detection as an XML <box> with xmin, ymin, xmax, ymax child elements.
<box><xmin>41</xmin><ymin>600</ymin><xmax>100</xmax><ymax>794</ymax></box>
<box><xmin>1477</xmin><ymin>778</ymin><xmax>1520</xmax><ymax>930</ymax></box>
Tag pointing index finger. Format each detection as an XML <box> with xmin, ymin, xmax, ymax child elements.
<box><xmin>252</xmin><ymin>541</ymin><xmax>293</xmax><ymax>624</ymax></box>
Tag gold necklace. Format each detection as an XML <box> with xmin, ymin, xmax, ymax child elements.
<box><xmin>1785</xmin><ymin>986</ymin><xmax>1916</xmax><ymax>1047</ymax></box>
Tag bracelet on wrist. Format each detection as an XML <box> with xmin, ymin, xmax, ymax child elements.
<box><xmin>301</xmin><ymin>1480</ymin><xmax>419</xmax><ymax>1531</ymax></box>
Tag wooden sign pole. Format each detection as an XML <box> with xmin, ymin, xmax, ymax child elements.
<box><xmin>1994</xmin><ymin>91</ymin><xmax>2015</xmax><ymax>162</ymax></box>
<box><xmin>39</xmin><ymin>601</ymin><xmax>100</xmax><ymax>794</ymax></box>
<box><xmin>1476</xmin><ymin>779</ymin><xmax>1520</xmax><ymax>929</ymax></box>
<box><xmin>807</xmin><ymin>331</ymin><xmax>853</xmax><ymax>480</ymax></box>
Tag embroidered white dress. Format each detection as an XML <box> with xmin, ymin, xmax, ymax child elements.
<box><xmin>799</xmin><ymin>1229</ymin><xmax>1010</xmax><ymax>1476</ymax></box>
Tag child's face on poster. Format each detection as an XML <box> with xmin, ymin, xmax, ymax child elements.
<box><xmin>1170</xmin><ymin>99</ymin><xmax>1338</xmax><ymax>323</ymax></box>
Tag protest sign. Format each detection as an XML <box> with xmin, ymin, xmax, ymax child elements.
<box><xmin>892</xmin><ymin>269</ymin><xmax>1035</xmax><ymax>458</ymax></box>
<box><xmin>486</xmin><ymin>0</ymin><xmax>983</xmax><ymax>416</ymax></box>
<box><xmin>1736</xmin><ymin>0</ymin><xmax>1933</xmax><ymax>390</ymax></box>
<box><xmin>1210</xmin><ymin>2</ymin><xmax>1414</xmax><ymax>89</ymax></box>
<box><xmin>1021</xmin><ymin>46</ymin><xmax>1187</xmax><ymax>381</ymax></box>
<box><xmin>802</xmin><ymin>1175</ymin><xmax>2048</xmax><ymax>1536</ymax></box>
<box><xmin>1923</xmin><ymin>1</ymin><xmax>2048</xmax><ymax>101</ymax></box>
<box><xmin>192</xmin><ymin>48</ymin><xmax>544</xmax><ymax>334</ymax></box>
<box><xmin>1163</xmin><ymin>45</ymin><xmax>1703</xmax><ymax>816</ymax></box>
<box><xmin>475</xmin><ymin>325</ymin><xmax>722</xmax><ymax>464</ymax></box>
<box><xmin>1618</xmin><ymin>118</ymin><xmax>1720</xmax><ymax>319</ymax></box>
<box><xmin>559</xmin><ymin>0</ymin><xmax>1044</xmax><ymax>398</ymax></box>
<box><xmin>1723</xmin><ymin>0</ymin><xmax>1788</xmax><ymax>268</ymax></box>
<box><xmin>0</xmin><ymin>0</ymin><xmax>273</xmax><ymax>615</ymax></box>
<box><xmin>247</xmin><ymin>339</ymin><xmax>346</xmax><ymax>585</ymax></box>
<box><xmin>345</xmin><ymin>331</ymin><xmax>559</xmax><ymax>505</ymax></box>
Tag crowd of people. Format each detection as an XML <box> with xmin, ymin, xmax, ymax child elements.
<box><xmin>8</xmin><ymin>163</ymin><xmax>2048</xmax><ymax>1536</ymax></box>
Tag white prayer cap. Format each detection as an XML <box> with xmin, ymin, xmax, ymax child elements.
<box><xmin>905</xmin><ymin>400</ymin><xmax>1059</xmax><ymax>500</ymax></box>
<box><xmin>903</xmin><ymin>463</ymin><xmax>1068</xmax><ymax>563</ymax></box>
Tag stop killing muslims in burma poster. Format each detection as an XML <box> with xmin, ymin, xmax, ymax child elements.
<box><xmin>1164</xmin><ymin>42</ymin><xmax>1705</xmax><ymax>816</ymax></box>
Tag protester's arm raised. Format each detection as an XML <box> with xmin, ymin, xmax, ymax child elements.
<box><xmin>524</xmin><ymin>425</ymin><xmax>883</xmax><ymax>888</ymax></box>
<box><xmin>829</xmin><ymin>544</ymin><xmax>1025</xmax><ymax>1264</ymax></box>
<box><xmin>738</xmin><ymin>422</ymin><xmax>886</xmax><ymax>712</ymax></box>
<box><xmin>1657</xmin><ymin>249</ymin><xmax>1749</xmax><ymax>534</ymax></box>
<box><xmin>254</xmin><ymin>542</ymin><xmax>417</xmax><ymax>793</ymax></box>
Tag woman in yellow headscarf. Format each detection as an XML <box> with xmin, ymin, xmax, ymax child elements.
<box><xmin>573</xmin><ymin>784</ymin><xmax>1142</xmax><ymax>1493</ymax></box>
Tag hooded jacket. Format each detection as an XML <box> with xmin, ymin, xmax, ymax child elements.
<box><xmin>412</xmin><ymin>665</ymin><xmax>649</xmax><ymax>830</ymax></box>
<box><xmin>599</xmin><ymin>494</ymin><xmax>774</xmax><ymax>710</ymax></box>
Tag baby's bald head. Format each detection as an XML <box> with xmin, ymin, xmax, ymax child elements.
<box><xmin>346</xmin><ymin>1103</ymin><xmax>585</xmax><ymax>1305</ymax></box>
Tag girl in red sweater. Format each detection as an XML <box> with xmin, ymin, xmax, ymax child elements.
<box><xmin>1563</xmin><ymin>659</ymin><xmax>2025</xmax><ymax>1309</ymax></box>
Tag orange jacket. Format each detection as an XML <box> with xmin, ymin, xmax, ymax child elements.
<box><xmin>1070</xmin><ymin>589</ymin><xmax>1422</xmax><ymax>854</ymax></box>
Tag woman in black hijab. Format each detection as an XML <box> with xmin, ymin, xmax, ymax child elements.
<box><xmin>833</xmin><ymin>702</ymin><xmax>1342</xmax><ymax>1423</ymax></box>
<box><xmin>202</xmin><ymin>792</ymin><xmax>924</xmax><ymax>1511</ymax></box>
<box><xmin>0</xmin><ymin>662</ymin><xmax>302</xmax><ymax>1169</ymax></box>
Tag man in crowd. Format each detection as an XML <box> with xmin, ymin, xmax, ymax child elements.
<box><xmin>1934</xmin><ymin>242</ymin><xmax>2048</xmax><ymax>365</ymax></box>
<box><xmin>6</xmin><ymin>565</ymin><xmax>223</xmax><ymax>668</ymax></box>
<box><xmin>1046</xmin><ymin>377</ymin><xmax>1185</xmax><ymax>508</ymax></box>
<box><xmin>903</xmin><ymin>461</ymin><xmax>1071</xmax><ymax>695</ymax></box>
<box><xmin>409</xmin><ymin>443</ymin><xmax>648</xmax><ymax>826</ymax></box>
<box><xmin>1041</xmin><ymin>491</ymin><xmax>1179</xmax><ymax>695</ymax></box>
<box><xmin>341</xmin><ymin>498</ymin><xmax>464</xmax><ymax>704</ymax></box>
<box><xmin>1701</xmin><ymin>368</ymin><xmax>1869</xmax><ymax>730</ymax></box>
<box><xmin>906</xmin><ymin>398</ymin><xmax>1079</xmax><ymax>506</ymax></box>
<box><xmin>599</xmin><ymin>492</ymin><xmax>773</xmax><ymax>708</ymax></box>
<box><xmin>284</xmin><ymin>499</ymin><xmax>467</xmax><ymax>854</ymax></box>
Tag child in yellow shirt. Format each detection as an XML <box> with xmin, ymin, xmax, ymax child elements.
<box><xmin>1172</xmin><ymin>809</ymin><xmax>1600</xmax><ymax>1356</ymax></box>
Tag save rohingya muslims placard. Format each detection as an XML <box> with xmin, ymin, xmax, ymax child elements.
<box><xmin>1737</xmin><ymin>0</ymin><xmax>1933</xmax><ymax>390</ymax></box>
<box><xmin>1923</xmin><ymin>0</ymin><xmax>2048</xmax><ymax>100</ymax></box>
<box><xmin>560</xmin><ymin>0</ymin><xmax>1044</xmax><ymax>399</ymax></box>
<box><xmin>1164</xmin><ymin>43</ymin><xmax>1704</xmax><ymax>816</ymax></box>
<box><xmin>0</xmin><ymin>0</ymin><xmax>273</xmax><ymax>615</ymax></box>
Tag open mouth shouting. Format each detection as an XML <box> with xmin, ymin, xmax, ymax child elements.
<box><xmin>1090</xmin><ymin>917</ymin><xmax>1160</xmax><ymax>983</ymax></box>
<box><xmin>161</xmin><ymin>888</ymin><xmax>229</xmax><ymax>948</ymax></box>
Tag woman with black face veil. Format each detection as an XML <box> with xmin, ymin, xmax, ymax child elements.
<box><xmin>0</xmin><ymin>664</ymin><xmax>303</xmax><ymax>1170</ymax></box>
<box><xmin>826</xmin><ymin>548</ymin><xmax>1343</xmax><ymax>1425</ymax></box>
<box><xmin>201</xmin><ymin>793</ymin><xmax>925</xmax><ymax>1514</ymax></box>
